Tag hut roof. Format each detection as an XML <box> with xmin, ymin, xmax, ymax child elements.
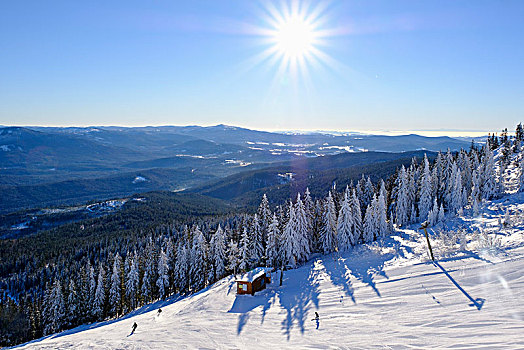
<box><xmin>236</xmin><ymin>267</ymin><xmax>272</xmax><ymax>283</ymax></box>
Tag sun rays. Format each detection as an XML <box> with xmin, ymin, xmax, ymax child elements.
<box><xmin>247</xmin><ymin>0</ymin><xmax>337</xmax><ymax>88</ymax></box>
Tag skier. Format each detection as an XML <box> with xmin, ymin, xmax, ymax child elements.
<box><xmin>312</xmin><ymin>312</ymin><xmax>320</xmax><ymax>329</ymax></box>
<box><xmin>157</xmin><ymin>308</ymin><xmax>162</xmax><ymax>316</ymax></box>
<box><xmin>131</xmin><ymin>322</ymin><xmax>137</xmax><ymax>335</ymax></box>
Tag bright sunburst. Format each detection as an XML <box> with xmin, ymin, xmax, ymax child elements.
<box><xmin>248</xmin><ymin>1</ymin><xmax>337</xmax><ymax>86</ymax></box>
<box><xmin>273</xmin><ymin>15</ymin><xmax>317</xmax><ymax>59</ymax></box>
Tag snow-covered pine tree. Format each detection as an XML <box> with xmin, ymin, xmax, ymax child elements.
<box><xmin>174</xmin><ymin>243</ymin><xmax>189</xmax><ymax>294</ymax></box>
<box><xmin>281</xmin><ymin>202</ymin><xmax>297</xmax><ymax>267</ymax></box>
<box><xmin>164</xmin><ymin>238</ymin><xmax>175</xmax><ymax>290</ymax></box>
<box><xmin>418</xmin><ymin>154</ymin><xmax>433</xmax><ymax>222</ymax></box>
<box><xmin>78</xmin><ymin>261</ymin><xmax>95</xmax><ymax>322</ymax></box>
<box><xmin>238</xmin><ymin>226</ymin><xmax>251</xmax><ymax>272</ymax></box>
<box><xmin>480</xmin><ymin>141</ymin><xmax>498</xmax><ymax>199</ymax></box>
<box><xmin>257</xmin><ymin>194</ymin><xmax>272</xmax><ymax>245</ymax></box>
<box><xmin>377</xmin><ymin>181</ymin><xmax>388</xmax><ymax>237</ymax></box>
<box><xmin>109</xmin><ymin>252</ymin><xmax>122</xmax><ymax>317</ymax></box>
<box><xmin>320</xmin><ymin>191</ymin><xmax>337</xmax><ymax>254</ymax></box>
<box><xmin>363</xmin><ymin>196</ymin><xmax>378</xmax><ymax>243</ymax></box>
<box><xmin>457</xmin><ymin>150</ymin><xmax>473</xmax><ymax>198</ymax></box>
<box><xmin>265</xmin><ymin>213</ymin><xmax>280</xmax><ymax>268</ymax></box>
<box><xmin>363</xmin><ymin>176</ymin><xmax>375</xmax><ymax>212</ymax></box>
<box><xmin>293</xmin><ymin>193</ymin><xmax>311</xmax><ymax>264</ymax></box>
<box><xmin>311</xmin><ymin>199</ymin><xmax>324</xmax><ymax>252</ymax></box>
<box><xmin>210</xmin><ymin>224</ymin><xmax>226</xmax><ymax>281</ymax></box>
<box><xmin>250</xmin><ymin>214</ymin><xmax>264</xmax><ymax>267</ymax></box>
<box><xmin>227</xmin><ymin>239</ymin><xmax>240</xmax><ymax>276</ymax></box>
<box><xmin>407</xmin><ymin>164</ymin><xmax>418</xmax><ymax>223</ymax></box>
<box><xmin>337</xmin><ymin>190</ymin><xmax>354</xmax><ymax>251</ymax></box>
<box><xmin>431</xmin><ymin>152</ymin><xmax>442</xmax><ymax>200</ymax></box>
<box><xmin>93</xmin><ymin>265</ymin><xmax>105</xmax><ymax>320</ymax></box>
<box><xmin>156</xmin><ymin>248</ymin><xmax>169</xmax><ymax>300</ymax></box>
<box><xmin>350</xmin><ymin>189</ymin><xmax>362</xmax><ymax>243</ymax></box>
<box><xmin>141</xmin><ymin>240</ymin><xmax>157</xmax><ymax>304</ymax></box>
<box><xmin>66</xmin><ymin>279</ymin><xmax>78</xmax><ymax>327</ymax></box>
<box><xmin>304</xmin><ymin>188</ymin><xmax>315</xmax><ymax>244</ymax></box>
<box><xmin>450</xmin><ymin>163</ymin><xmax>464</xmax><ymax>215</ymax></box>
<box><xmin>190</xmin><ymin>226</ymin><xmax>207</xmax><ymax>291</ymax></box>
<box><xmin>43</xmin><ymin>279</ymin><xmax>65</xmax><ymax>335</ymax></box>
<box><xmin>442</xmin><ymin>150</ymin><xmax>454</xmax><ymax>205</ymax></box>
<box><xmin>471</xmin><ymin>169</ymin><xmax>480</xmax><ymax>202</ymax></box>
<box><xmin>125</xmin><ymin>252</ymin><xmax>139</xmax><ymax>311</ymax></box>
<box><xmin>395</xmin><ymin>166</ymin><xmax>410</xmax><ymax>226</ymax></box>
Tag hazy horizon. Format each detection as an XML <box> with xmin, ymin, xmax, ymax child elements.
<box><xmin>0</xmin><ymin>122</ymin><xmax>498</xmax><ymax>138</ymax></box>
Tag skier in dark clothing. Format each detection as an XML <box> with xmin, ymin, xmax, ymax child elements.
<box><xmin>312</xmin><ymin>312</ymin><xmax>320</xmax><ymax>329</ymax></box>
<box><xmin>130</xmin><ymin>322</ymin><xmax>137</xmax><ymax>335</ymax></box>
<box><xmin>157</xmin><ymin>308</ymin><xmax>162</xmax><ymax>316</ymax></box>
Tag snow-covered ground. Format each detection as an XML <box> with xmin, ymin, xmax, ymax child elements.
<box><xmin>15</xmin><ymin>170</ymin><xmax>524</xmax><ymax>349</ymax></box>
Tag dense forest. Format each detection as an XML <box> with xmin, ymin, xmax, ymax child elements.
<box><xmin>1</xmin><ymin>124</ymin><xmax>523</xmax><ymax>347</ymax></box>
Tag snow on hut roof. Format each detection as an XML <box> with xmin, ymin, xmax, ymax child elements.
<box><xmin>236</xmin><ymin>267</ymin><xmax>272</xmax><ymax>283</ymax></box>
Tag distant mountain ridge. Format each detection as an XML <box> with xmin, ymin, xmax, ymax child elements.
<box><xmin>0</xmin><ymin>125</ymin><xmax>474</xmax><ymax>213</ymax></box>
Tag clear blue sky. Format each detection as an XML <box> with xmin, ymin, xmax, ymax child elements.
<box><xmin>1</xmin><ymin>0</ymin><xmax>523</xmax><ymax>133</ymax></box>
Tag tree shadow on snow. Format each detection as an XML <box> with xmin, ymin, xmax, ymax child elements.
<box><xmin>278</xmin><ymin>263</ymin><xmax>321</xmax><ymax>340</ymax></box>
<box><xmin>229</xmin><ymin>236</ymin><xmax>412</xmax><ymax>340</ymax></box>
<box><xmin>320</xmin><ymin>238</ymin><xmax>405</xmax><ymax>301</ymax></box>
<box><xmin>228</xmin><ymin>264</ymin><xmax>321</xmax><ymax>339</ymax></box>
<box><xmin>228</xmin><ymin>287</ymin><xmax>276</xmax><ymax>335</ymax></box>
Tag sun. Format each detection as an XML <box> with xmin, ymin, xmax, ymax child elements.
<box><xmin>246</xmin><ymin>0</ymin><xmax>336</xmax><ymax>84</ymax></box>
<box><xmin>273</xmin><ymin>15</ymin><xmax>317</xmax><ymax>59</ymax></box>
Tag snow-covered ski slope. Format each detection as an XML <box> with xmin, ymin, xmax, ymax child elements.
<box><xmin>16</xmin><ymin>200</ymin><xmax>524</xmax><ymax>349</ymax></box>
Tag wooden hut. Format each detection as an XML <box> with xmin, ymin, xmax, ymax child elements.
<box><xmin>236</xmin><ymin>267</ymin><xmax>272</xmax><ymax>295</ymax></box>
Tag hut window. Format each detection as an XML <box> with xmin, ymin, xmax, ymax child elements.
<box><xmin>242</xmin><ymin>284</ymin><xmax>247</xmax><ymax>291</ymax></box>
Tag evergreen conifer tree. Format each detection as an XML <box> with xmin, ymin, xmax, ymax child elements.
<box><xmin>238</xmin><ymin>226</ymin><xmax>251</xmax><ymax>272</ymax></box>
<box><xmin>377</xmin><ymin>181</ymin><xmax>388</xmax><ymax>237</ymax></box>
<box><xmin>125</xmin><ymin>252</ymin><xmax>139</xmax><ymax>311</ymax></box>
<box><xmin>337</xmin><ymin>190</ymin><xmax>354</xmax><ymax>251</ymax></box>
<box><xmin>93</xmin><ymin>266</ymin><xmax>105</xmax><ymax>320</ymax></box>
<box><xmin>227</xmin><ymin>240</ymin><xmax>240</xmax><ymax>276</ymax></box>
<box><xmin>250</xmin><ymin>214</ymin><xmax>264</xmax><ymax>267</ymax></box>
<box><xmin>190</xmin><ymin>226</ymin><xmax>207</xmax><ymax>290</ymax></box>
<box><xmin>210</xmin><ymin>224</ymin><xmax>227</xmax><ymax>281</ymax></box>
<box><xmin>281</xmin><ymin>203</ymin><xmax>297</xmax><ymax>267</ymax></box>
<box><xmin>156</xmin><ymin>249</ymin><xmax>170</xmax><ymax>300</ymax></box>
<box><xmin>395</xmin><ymin>166</ymin><xmax>410</xmax><ymax>226</ymax></box>
<box><xmin>320</xmin><ymin>192</ymin><xmax>337</xmax><ymax>254</ymax></box>
<box><xmin>265</xmin><ymin>214</ymin><xmax>280</xmax><ymax>268</ymax></box>
<box><xmin>174</xmin><ymin>243</ymin><xmax>189</xmax><ymax>294</ymax></box>
<box><xmin>43</xmin><ymin>280</ymin><xmax>65</xmax><ymax>335</ymax></box>
<box><xmin>480</xmin><ymin>141</ymin><xmax>498</xmax><ymax>199</ymax></box>
<box><xmin>293</xmin><ymin>194</ymin><xmax>311</xmax><ymax>264</ymax></box>
<box><xmin>418</xmin><ymin>154</ymin><xmax>433</xmax><ymax>221</ymax></box>
<box><xmin>363</xmin><ymin>197</ymin><xmax>378</xmax><ymax>243</ymax></box>
<box><xmin>66</xmin><ymin>279</ymin><xmax>78</xmax><ymax>327</ymax></box>
<box><xmin>350</xmin><ymin>189</ymin><xmax>363</xmax><ymax>243</ymax></box>
<box><xmin>109</xmin><ymin>253</ymin><xmax>123</xmax><ymax>316</ymax></box>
